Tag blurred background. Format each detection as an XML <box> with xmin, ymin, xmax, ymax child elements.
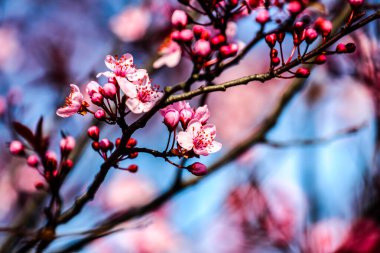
<box><xmin>0</xmin><ymin>0</ymin><xmax>379</xmax><ymax>252</ymax></box>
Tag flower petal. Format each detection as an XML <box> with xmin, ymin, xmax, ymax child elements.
<box><xmin>177</xmin><ymin>131</ymin><xmax>194</xmax><ymax>151</ymax></box>
<box><xmin>126</xmin><ymin>98</ymin><xmax>144</xmax><ymax>114</ymax></box>
<box><xmin>117</xmin><ymin>76</ymin><xmax>137</xmax><ymax>98</ymax></box>
<box><xmin>206</xmin><ymin>141</ymin><xmax>222</xmax><ymax>153</ymax></box>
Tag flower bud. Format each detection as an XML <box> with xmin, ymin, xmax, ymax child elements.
<box><xmin>88</xmin><ymin>126</ymin><xmax>100</xmax><ymax>141</ymax></box>
<box><xmin>86</xmin><ymin>81</ymin><xmax>100</xmax><ymax>97</ymax></box>
<box><xmin>163</xmin><ymin>109</ymin><xmax>180</xmax><ymax>130</ymax></box>
<box><xmin>180</xmin><ymin>108</ymin><xmax>194</xmax><ymax>128</ymax></box>
<box><xmin>127</xmin><ymin>164</ymin><xmax>138</xmax><ymax>173</ymax></box>
<box><xmin>193</xmin><ymin>25</ymin><xmax>205</xmax><ymax>37</ymax></box>
<box><xmin>315</xmin><ymin>17</ymin><xmax>332</xmax><ymax>37</ymax></box>
<box><xmin>103</xmin><ymin>83</ymin><xmax>117</xmax><ymax>98</ymax></box>
<box><xmin>277</xmin><ymin>32</ymin><xmax>285</xmax><ymax>43</ymax></box>
<box><xmin>127</xmin><ymin>138</ymin><xmax>138</xmax><ymax>148</ymax></box>
<box><xmin>220</xmin><ymin>44</ymin><xmax>238</xmax><ymax>58</ymax></box>
<box><xmin>99</xmin><ymin>138</ymin><xmax>113</xmax><ymax>152</ymax></box>
<box><xmin>60</xmin><ymin>136</ymin><xmax>75</xmax><ymax>154</ymax></box>
<box><xmin>271</xmin><ymin>57</ymin><xmax>281</xmax><ymax>66</ymax></box>
<box><xmin>295</xmin><ymin>67</ymin><xmax>310</xmax><ymax>78</ymax></box>
<box><xmin>210</xmin><ymin>34</ymin><xmax>226</xmax><ymax>48</ymax></box>
<box><xmin>171</xmin><ymin>10</ymin><xmax>188</xmax><ymax>28</ymax></box>
<box><xmin>287</xmin><ymin>1</ymin><xmax>302</xmax><ymax>15</ymax></box>
<box><xmin>271</xmin><ymin>48</ymin><xmax>278</xmax><ymax>58</ymax></box>
<box><xmin>336</xmin><ymin>43</ymin><xmax>347</xmax><ymax>53</ymax></box>
<box><xmin>265</xmin><ymin>33</ymin><xmax>277</xmax><ymax>48</ymax></box>
<box><xmin>171</xmin><ymin>31</ymin><xmax>181</xmax><ymax>42</ymax></box>
<box><xmin>194</xmin><ymin>39</ymin><xmax>211</xmax><ymax>57</ymax></box>
<box><xmin>187</xmin><ymin>162</ymin><xmax>207</xmax><ymax>176</ymax></box>
<box><xmin>108</xmin><ymin>77</ymin><xmax>117</xmax><ymax>84</ymax></box>
<box><xmin>315</xmin><ymin>54</ymin><xmax>327</xmax><ymax>64</ymax></box>
<box><xmin>348</xmin><ymin>0</ymin><xmax>363</xmax><ymax>7</ymax></box>
<box><xmin>45</xmin><ymin>151</ymin><xmax>57</xmax><ymax>170</ymax></box>
<box><xmin>179</xmin><ymin>29</ymin><xmax>194</xmax><ymax>42</ymax></box>
<box><xmin>35</xmin><ymin>182</ymin><xmax>46</xmax><ymax>191</ymax></box>
<box><xmin>92</xmin><ymin>141</ymin><xmax>100</xmax><ymax>151</ymax></box>
<box><xmin>94</xmin><ymin>109</ymin><xmax>106</xmax><ymax>120</ymax></box>
<box><xmin>256</xmin><ymin>9</ymin><xmax>270</xmax><ymax>24</ymax></box>
<box><xmin>91</xmin><ymin>92</ymin><xmax>103</xmax><ymax>106</ymax></box>
<box><xmin>27</xmin><ymin>155</ymin><xmax>39</xmax><ymax>167</ymax></box>
<box><xmin>305</xmin><ymin>28</ymin><xmax>318</xmax><ymax>44</ymax></box>
<box><xmin>62</xmin><ymin>159</ymin><xmax>73</xmax><ymax>170</ymax></box>
<box><xmin>129</xmin><ymin>152</ymin><xmax>139</xmax><ymax>159</ymax></box>
<box><xmin>115</xmin><ymin>138</ymin><xmax>121</xmax><ymax>147</ymax></box>
<box><xmin>9</xmin><ymin>140</ymin><xmax>24</xmax><ymax>156</ymax></box>
<box><xmin>248</xmin><ymin>0</ymin><xmax>261</xmax><ymax>9</ymax></box>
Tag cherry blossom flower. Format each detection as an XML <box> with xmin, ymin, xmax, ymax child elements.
<box><xmin>109</xmin><ymin>6</ymin><xmax>151</xmax><ymax>42</ymax></box>
<box><xmin>56</xmin><ymin>84</ymin><xmax>84</xmax><ymax>117</ymax></box>
<box><xmin>192</xmin><ymin>105</ymin><xmax>210</xmax><ymax>124</ymax></box>
<box><xmin>177</xmin><ymin>121</ymin><xmax>222</xmax><ymax>156</ymax></box>
<box><xmin>126</xmin><ymin>75</ymin><xmax>163</xmax><ymax>114</ymax></box>
<box><xmin>153</xmin><ymin>38</ymin><xmax>182</xmax><ymax>69</ymax></box>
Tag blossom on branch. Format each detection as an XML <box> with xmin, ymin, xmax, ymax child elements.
<box><xmin>56</xmin><ymin>84</ymin><xmax>85</xmax><ymax>117</ymax></box>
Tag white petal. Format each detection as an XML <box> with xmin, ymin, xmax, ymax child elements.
<box><xmin>126</xmin><ymin>98</ymin><xmax>144</xmax><ymax>114</ymax></box>
<box><xmin>177</xmin><ymin>131</ymin><xmax>194</xmax><ymax>151</ymax></box>
<box><xmin>117</xmin><ymin>77</ymin><xmax>137</xmax><ymax>98</ymax></box>
<box><xmin>96</xmin><ymin>71</ymin><xmax>115</xmax><ymax>78</ymax></box>
<box><xmin>206</xmin><ymin>141</ymin><xmax>222</xmax><ymax>153</ymax></box>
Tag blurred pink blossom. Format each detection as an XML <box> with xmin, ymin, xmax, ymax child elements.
<box><xmin>153</xmin><ymin>39</ymin><xmax>182</xmax><ymax>69</ymax></box>
<box><xmin>110</xmin><ymin>7</ymin><xmax>151</xmax><ymax>42</ymax></box>
<box><xmin>56</xmin><ymin>84</ymin><xmax>84</xmax><ymax>117</ymax></box>
<box><xmin>0</xmin><ymin>27</ymin><xmax>22</xmax><ymax>70</ymax></box>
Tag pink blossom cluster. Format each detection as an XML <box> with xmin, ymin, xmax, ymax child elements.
<box><xmin>57</xmin><ymin>53</ymin><xmax>163</xmax><ymax>118</ymax></box>
<box><xmin>161</xmin><ymin>102</ymin><xmax>222</xmax><ymax>156</ymax></box>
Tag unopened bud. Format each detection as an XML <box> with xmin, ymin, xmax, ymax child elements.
<box><xmin>9</xmin><ymin>140</ymin><xmax>24</xmax><ymax>156</ymax></box>
<box><xmin>187</xmin><ymin>162</ymin><xmax>207</xmax><ymax>176</ymax></box>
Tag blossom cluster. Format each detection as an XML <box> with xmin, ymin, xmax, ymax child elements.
<box><xmin>57</xmin><ymin>53</ymin><xmax>163</xmax><ymax>119</ymax></box>
<box><xmin>161</xmin><ymin>102</ymin><xmax>222</xmax><ymax>156</ymax></box>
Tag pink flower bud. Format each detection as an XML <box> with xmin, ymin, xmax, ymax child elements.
<box><xmin>9</xmin><ymin>140</ymin><xmax>24</xmax><ymax>155</ymax></box>
<box><xmin>127</xmin><ymin>138</ymin><xmax>138</xmax><ymax>148</ymax></box>
<box><xmin>194</xmin><ymin>39</ymin><xmax>211</xmax><ymax>57</ymax></box>
<box><xmin>60</xmin><ymin>136</ymin><xmax>76</xmax><ymax>153</ymax></box>
<box><xmin>315</xmin><ymin>54</ymin><xmax>327</xmax><ymax>64</ymax></box>
<box><xmin>220</xmin><ymin>44</ymin><xmax>238</xmax><ymax>58</ymax></box>
<box><xmin>193</xmin><ymin>25</ymin><xmax>205</xmax><ymax>37</ymax></box>
<box><xmin>86</xmin><ymin>81</ymin><xmax>100</xmax><ymax>97</ymax></box>
<box><xmin>45</xmin><ymin>151</ymin><xmax>57</xmax><ymax>170</ymax></box>
<box><xmin>277</xmin><ymin>32</ymin><xmax>285</xmax><ymax>43</ymax></box>
<box><xmin>256</xmin><ymin>9</ymin><xmax>270</xmax><ymax>24</ymax></box>
<box><xmin>210</xmin><ymin>34</ymin><xmax>226</xmax><ymax>48</ymax></box>
<box><xmin>345</xmin><ymin>43</ymin><xmax>356</xmax><ymax>53</ymax></box>
<box><xmin>35</xmin><ymin>182</ymin><xmax>45</xmax><ymax>190</ymax></box>
<box><xmin>91</xmin><ymin>92</ymin><xmax>103</xmax><ymax>105</ymax></box>
<box><xmin>163</xmin><ymin>109</ymin><xmax>180</xmax><ymax>130</ymax></box>
<box><xmin>180</xmin><ymin>108</ymin><xmax>194</xmax><ymax>128</ymax></box>
<box><xmin>171</xmin><ymin>31</ymin><xmax>181</xmax><ymax>42</ymax></box>
<box><xmin>187</xmin><ymin>162</ymin><xmax>207</xmax><ymax>176</ymax></box>
<box><xmin>248</xmin><ymin>0</ymin><xmax>261</xmax><ymax>8</ymax></box>
<box><xmin>94</xmin><ymin>109</ymin><xmax>106</xmax><ymax>120</ymax></box>
<box><xmin>127</xmin><ymin>164</ymin><xmax>138</xmax><ymax>173</ymax></box>
<box><xmin>129</xmin><ymin>152</ymin><xmax>138</xmax><ymax>159</ymax></box>
<box><xmin>271</xmin><ymin>57</ymin><xmax>281</xmax><ymax>66</ymax></box>
<box><xmin>27</xmin><ymin>155</ymin><xmax>39</xmax><ymax>167</ymax></box>
<box><xmin>287</xmin><ymin>1</ymin><xmax>302</xmax><ymax>15</ymax></box>
<box><xmin>62</xmin><ymin>159</ymin><xmax>73</xmax><ymax>170</ymax></box>
<box><xmin>171</xmin><ymin>10</ymin><xmax>188</xmax><ymax>28</ymax></box>
<box><xmin>336</xmin><ymin>43</ymin><xmax>347</xmax><ymax>53</ymax></box>
<box><xmin>315</xmin><ymin>17</ymin><xmax>332</xmax><ymax>37</ymax></box>
<box><xmin>103</xmin><ymin>83</ymin><xmax>117</xmax><ymax>98</ymax></box>
<box><xmin>265</xmin><ymin>33</ymin><xmax>277</xmax><ymax>48</ymax></box>
<box><xmin>295</xmin><ymin>67</ymin><xmax>310</xmax><ymax>78</ymax></box>
<box><xmin>88</xmin><ymin>126</ymin><xmax>100</xmax><ymax>141</ymax></box>
<box><xmin>348</xmin><ymin>0</ymin><xmax>363</xmax><ymax>7</ymax></box>
<box><xmin>179</xmin><ymin>29</ymin><xmax>194</xmax><ymax>42</ymax></box>
<box><xmin>305</xmin><ymin>28</ymin><xmax>318</xmax><ymax>44</ymax></box>
<box><xmin>99</xmin><ymin>138</ymin><xmax>113</xmax><ymax>152</ymax></box>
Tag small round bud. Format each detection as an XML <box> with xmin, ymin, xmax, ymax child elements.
<box><xmin>256</xmin><ymin>9</ymin><xmax>270</xmax><ymax>24</ymax></box>
<box><xmin>129</xmin><ymin>152</ymin><xmax>138</xmax><ymax>159</ymax></box>
<box><xmin>271</xmin><ymin>57</ymin><xmax>281</xmax><ymax>66</ymax></box>
<box><xmin>179</xmin><ymin>29</ymin><xmax>194</xmax><ymax>42</ymax></box>
<box><xmin>295</xmin><ymin>67</ymin><xmax>310</xmax><ymax>78</ymax></box>
<box><xmin>287</xmin><ymin>1</ymin><xmax>302</xmax><ymax>15</ymax></box>
<box><xmin>87</xmin><ymin>126</ymin><xmax>100</xmax><ymax>141</ymax></box>
<box><xmin>305</xmin><ymin>28</ymin><xmax>318</xmax><ymax>44</ymax></box>
<box><xmin>171</xmin><ymin>10</ymin><xmax>188</xmax><ymax>28</ymax></box>
<box><xmin>99</xmin><ymin>139</ymin><xmax>112</xmax><ymax>152</ymax></box>
<box><xmin>127</xmin><ymin>138</ymin><xmax>138</xmax><ymax>148</ymax></box>
<box><xmin>62</xmin><ymin>159</ymin><xmax>74</xmax><ymax>170</ymax></box>
<box><xmin>45</xmin><ymin>151</ymin><xmax>57</xmax><ymax>170</ymax></box>
<box><xmin>271</xmin><ymin>48</ymin><xmax>278</xmax><ymax>58</ymax></box>
<box><xmin>248</xmin><ymin>0</ymin><xmax>261</xmax><ymax>9</ymax></box>
<box><xmin>210</xmin><ymin>34</ymin><xmax>226</xmax><ymax>48</ymax></box>
<box><xmin>345</xmin><ymin>43</ymin><xmax>356</xmax><ymax>53</ymax></box>
<box><xmin>92</xmin><ymin>141</ymin><xmax>100</xmax><ymax>151</ymax></box>
<box><xmin>94</xmin><ymin>109</ymin><xmax>106</xmax><ymax>120</ymax></box>
<box><xmin>348</xmin><ymin>0</ymin><xmax>363</xmax><ymax>7</ymax></box>
<box><xmin>187</xmin><ymin>162</ymin><xmax>207</xmax><ymax>176</ymax></box>
<box><xmin>336</xmin><ymin>43</ymin><xmax>347</xmax><ymax>53</ymax></box>
<box><xmin>171</xmin><ymin>31</ymin><xmax>181</xmax><ymax>42</ymax></box>
<box><xmin>115</xmin><ymin>138</ymin><xmax>121</xmax><ymax>147</ymax></box>
<box><xmin>35</xmin><ymin>182</ymin><xmax>46</xmax><ymax>191</ymax></box>
<box><xmin>27</xmin><ymin>155</ymin><xmax>39</xmax><ymax>167</ymax></box>
<box><xmin>194</xmin><ymin>39</ymin><xmax>211</xmax><ymax>57</ymax></box>
<box><xmin>127</xmin><ymin>164</ymin><xmax>138</xmax><ymax>173</ymax></box>
<box><xmin>315</xmin><ymin>17</ymin><xmax>332</xmax><ymax>37</ymax></box>
<box><xmin>163</xmin><ymin>109</ymin><xmax>180</xmax><ymax>130</ymax></box>
<box><xmin>9</xmin><ymin>140</ymin><xmax>24</xmax><ymax>156</ymax></box>
<box><xmin>179</xmin><ymin>108</ymin><xmax>194</xmax><ymax>128</ymax></box>
<box><xmin>265</xmin><ymin>33</ymin><xmax>277</xmax><ymax>48</ymax></box>
<box><xmin>315</xmin><ymin>54</ymin><xmax>327</xmax><ymax>64</ymax></box>
<box><xmin>220</xmin><ymin>44</ymin><xmax>238</xmax><ymax>58</ymax></box>
<box><xmin>192</xmin><ymin>25</ymin><xmax>205</xmax><ymax>37</ymax></box>
<box><xmin>103</xmin><ymin>83</ymin><xmax>117</xmax><ymax>98</ymax></box>
<box><xmin>60</xmin><ymin>136</ymin><xmax>75</xmax><ymax>154</ymax></box>
<box><xmin>91</xmin><ymin>93</ymin><xmax>103</xmax><ymax>106</ymax></box>
<box><xmin>277</xmin><ymin>32</ymin><xmax>286</xmax><ymax>43</ymax></box>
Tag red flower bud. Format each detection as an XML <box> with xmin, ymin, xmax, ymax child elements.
<box><xmin>220</xmin><ymin>44</ymin><xmax>238</xmax><ymax>58</ymax></box>
<box><xmin>60</xmin><ymin>136</ymin><xmax>75</xmax><ymax>154</ymax></box>
<box><xmin>127</xmin><ymin>138</ymin><xmax>138</xmax><ymax>148</ymax></box>
<box><xmin>256</xmin><ymin>9</ymin><xmax>270</xmax><ymax>24</ymax></box>
<box><xmin>194</xmin><ymin>39</ymin><xmax>211</xmax><ymax>57</ymax></box>
<box><xmin>127</xmin><ymin>164</ymin><xmax>138</xmax><ymax>173</ymax></box>
<box><xmin>171</xmin><ymin>10</ymin><xmax>188</xmax><ymax>28</ymax></box>
<box><xmin>129</xmin><ymin>152</ymin><xmax>139</xmax><ymax>159</ymax></box>
<box><xmin>265</xmin><ymin>33</ymin><xmax>277</xmax><ymax>48</ymax></box>
<box><xmin>108</xmin><ymin>77</ymin><xmax>117</xmax><ymax>84</ymax></box>
<box><xmin>295</xmin><ymin>67</ymin><xmax>310</xmax><ymax>78</ymax></box>
<box><xmin>271</xmin><ymin>57</ymin><xmax>281</xmax><ymax>66</ymax></box>
<box><xmin>115</xmin><ymin>138</ymin><xmax>121</xmax><ymax>147</ymax></box>
<box><xmin>92</xmin><ymin>141</ymin><xmax>100</xmax><ymax>151</ymax></box>
<box><xmin>45</xmin><ymin>151</ymin><xmax>57</xmax><ymax>170</ymax></box>
<box><xmin>94</xmin><ymin>109</ymin><xmax>106</xmax><ymax>120</ymax></box>
<box><xmin>192</xmin><ymin>25</ymin><xmax>204</xmax><ymax>37</ymax></box>
<box><xmin>277</xmin><ymin>32</ymin><xmax>285</xmax><ymax>43</ymax></box>
<box><xmin>88</xmin><ymin>126</ymin><xmax>100</xmax><ymax>141</ymax></box>
<box><xmin>336</xmin><ymin>43</ymin><xmax>347</xmax><ymax>53</ymax></box>
<box><xmin>287</xmin><ymin>1</ymin><xmax>302</xmax><ymax>15</ymax></box>
<box><xmin>27</xmin><ymin>155</ymin><xmax>39</xmax><ymax>167</ymax></box>
<box><xmin>35</xmin><ymin>182</ymin><xmax>46</xmax><ymax>191</ymax></box>
<box><xmin>9</xmin><ymin>140</ymin><xmax>24</xmax><ymax>156</ymax></box>
<box><xmin>345</xmin><ymin>43</ymin><xmax>356</xmax><ymax>53</ymax></box>
<box><xmin>179</xmin><ymin>29</ymin><xmax>194</xmax><ymax>42</ymax></box>
<box><xmin>211</xmin><ymin>34</ymin><xmax>226</xmax><ymax>48</ymax></box>
<box><xmin>271</xmin><ymin>48</ymin><xmax>278</xmax><ymax>58</ymax></box>
<box><xmin>305</xmin><ymin>28</ymin><xmax>318</xmax><ymax>44</ymax></box>
<box><xmin>315</xmin><ymin>54</ymin><xmax>327</xmax><ymax>64</ymax></box>
<box><xmin>187</xmin><ymin>162</ymin><xmax>207</xmax><ymax>176</ymax></box>
<box><xmin>248</xmin><ymin>0</ymin><xmax>261</xmax><ymax>9</ymax></box>
<box><xmin>91</xmin><ymin>92</ymin><xmax>103</xmax><ymax>105</ymax></box>
<box><xmin>99</xmin><ymin>139</ymin><xmax>113</xmax><ymax>152</ymax></box>
<box><xmin>103</xmin><ymin>83</ymin><xmax>117</xmax><ymax>98</ymax></box>
<box><xmin>348</xmin><ymin>0</ymin><xmax>363</xmax><ymax>7</ymax></box>
<box><xmin>171</xmin><ymin>31</ymin><xmax>181</xmax><ymax>42</ymax></box>
<box><xmin>62</xmin><ymin>159</ymin><xmax>74</xmax><ymax>170</ymax></box>
<box><xmin>315</xmin><ymin>17</ymin><xmax>332</xmax><ymax>37</ymax></box>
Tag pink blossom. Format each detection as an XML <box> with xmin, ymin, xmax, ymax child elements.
<box><xmin>9</xmin><ymin>140</ymin><xmax>24</xmax><ymax>155</ymax></box>
<box><xmin>60</xmin><ymin>136</ymin><xmax>76</xmax><ymax>153</ymax></box>
<box><xmin>86</xmin><ymin>81</ymin><xmax>101</xmax><ymax>97</ymax></box>
<box><xmin>194</xmin><ymin>39</ymin><xmax>211</xmax><ymax>57</ymax></box>
<box><xmin>109</xmin><ymin>7</ymin><xmax>151</xmax><ymax>42</ymax></box>
<box><xmin>171</xmin><ymin>10</ymin><xmax>188</xmax><ymax>28</ymax></box>
<box><xmin>192</xmin><ymin>105</ymin><xmax>210</xmax><ymax>124</ymax></box>
<box><xmin>126</xmin><ymin>75</ymin><xmax>163</xmax><ymax>114</ymax></box>
<box><xmin>153</xmin><ymin>39</ymin><xmax>182</xmax><ymax>69</ymax></box>
<box><xmin>56</xmin><ymin>84</ymin><xmax>84</xmax><ymax>118</ymax></box>
<box><xmin>177</xmin><ymin>121</ymin><xmax>222</xmax><ymax>155</ymax></box>
<box><xmin>162</xmin><ymin>109</ymin><xmax>180</xmax><ymax>130</ymax></box>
